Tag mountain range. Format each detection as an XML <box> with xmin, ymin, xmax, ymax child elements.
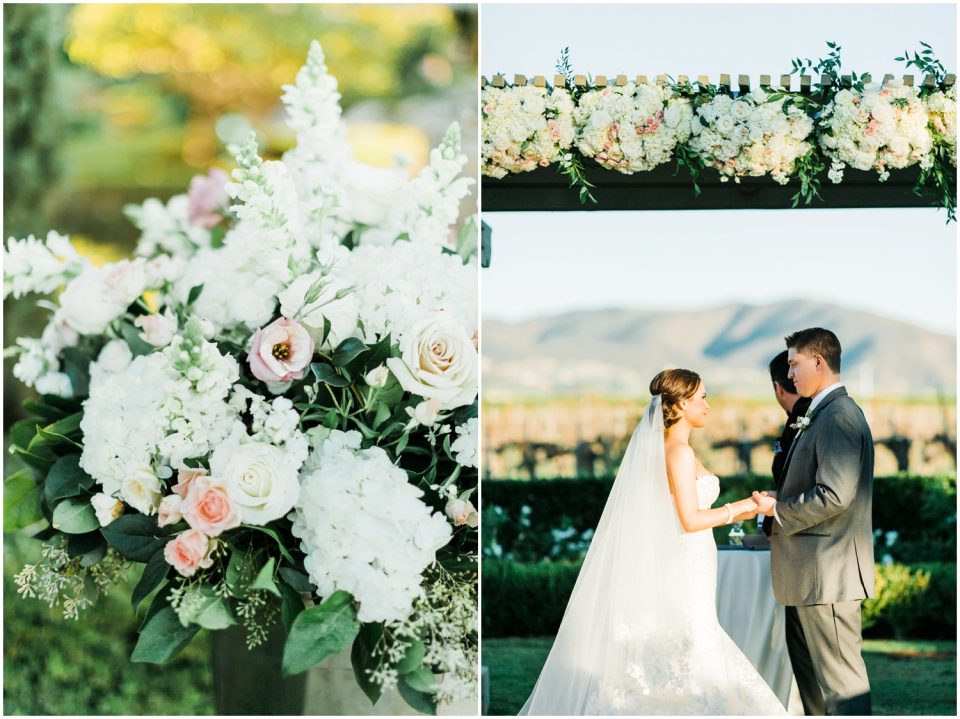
<box><xmin>482</xmin><ymin>301</ymin><xmax>956</xmax><ymax>399</ymax></box>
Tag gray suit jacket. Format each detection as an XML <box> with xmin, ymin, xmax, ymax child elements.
<box><xmin>770</xmin><ymin>387</ymin><xmax>875</xmax><ymax>606</ymax></box>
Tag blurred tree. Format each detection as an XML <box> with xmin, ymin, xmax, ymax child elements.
<box><xmin>3</xmin><ymin>3</ymin><xmax>62</xmax><ymax>238</ymax></box>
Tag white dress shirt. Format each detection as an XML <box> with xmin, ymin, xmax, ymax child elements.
<box><xmin>771</xmin><ymin>382</ymin><xmax>845</xmax><ymax>525</ymax></box>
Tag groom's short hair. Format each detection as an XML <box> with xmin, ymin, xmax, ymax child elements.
<box><xmin>785</xmin><ymin>327</ymin><xmax>842</xmax><ymax>373</ymax></box>
<box><xmin>768</xmin><ymin>350</ymin><xmax>798</xmax><ymax>394</ymax></box>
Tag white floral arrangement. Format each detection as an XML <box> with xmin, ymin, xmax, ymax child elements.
<box><xmin>573</xmin><ymin>83</ymin><xmax>693</xmax><ymax>173</ymax></box>
<box><xmin>5</xmin><ymin>41</ymin><xmax>477</xmax><ymax>712</ymax></box>
<box><xmin>480</xmin><ymin>84</ymin><xmax>576</xmax><ymax>178</ymax></box>
<box><xmin>819</xmin><ymin>81</ymin><xmax>933</xmax><ymax>183</ymax></box>
<box><xmin>688</xmin><ymin>90</ymin><xmax>815</xmax><ymax>185</ymax></box>
<box><xmin>925</xmin><ymin>83</ymin><xmax>957</xmax><ymax>166</ymax></box>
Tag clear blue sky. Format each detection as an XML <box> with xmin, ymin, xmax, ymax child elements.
<box><xmin>480</xmin><ymin>3</ymin><xmax>958</xmax><ymax>336</ymax></box>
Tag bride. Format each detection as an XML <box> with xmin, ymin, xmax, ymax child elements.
<box><xmin>520</xmin><ymin>369</ymin><xmax>788</xmax><ymax>715</ymax></box>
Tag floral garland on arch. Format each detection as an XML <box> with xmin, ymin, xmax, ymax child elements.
<box><xmin>4</xmin><ymin>41</ymin><xmax>477</xmax><ymax>712</ymax></box>
<box><xmin>483</xmin><ymin>42</ymin><xmax>957</xmax><ymax>220</ymax></box>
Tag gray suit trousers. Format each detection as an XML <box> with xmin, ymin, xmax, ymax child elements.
<box><xmin>786</xmin><ymin>601</ymin><xmax>872</xmax><ymax>715</ymax></box>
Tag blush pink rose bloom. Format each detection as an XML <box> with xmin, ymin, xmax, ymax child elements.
<box><xmin>247</xmin><ymin>317</ymin><xmax>314</xmax><ymax>384</ymax></box>
<box><xmin>445</xmin><ymin>498</ymin><xmax>479</xmax><ymax>528</ymax></box>
<box><xmin>163</xmin><ymin>529</ymin><xmax>216</xmax><ymax>577</ymax></box>
<box><xmin>181</xmin><ymin>476</ymin><xmax>241</xmax><ymax>537</ymax></box>
<box><xmin>188</xmin><ymin>168</ymin><xmax>229</xmax><ymax>228</ymax></box>
<box><xmin>173</xmin><ymin>467</ymin><xmax>207</xmax><ymax>498</ymax></box>
<box><xmin>157</xmin><ymin>495</ymin><xmax>184</xmax><ymax>527</ymax></box>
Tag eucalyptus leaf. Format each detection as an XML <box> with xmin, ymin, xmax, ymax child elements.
<box><xmin>132</xmin><ymin>606</ymin><xmax>200</xmax><ymax>663</ymax></box>
<box><xmin>132</xmin><ymin>549</ymin><xmax>171</xmax><ymax>613</ymax></box>
<box><xmin>351</xmin><ymin>623</ymin><xmax>385</xmax><ymax>705</ymax></box>
<box><xmin>44</xmin><ymin>454</ymin><xmax>94</xmax><ymax>504</ymax></box>
<box><xmin>397</xmin><ymin>674</ymin><xmax>438</xmax><ymax>715</ymax></box>
<box><xmin>251</xmin><ymin>556</ymin><xmax>282</xmax><ymax>597</ymax></box>
<box><xmin>3</xmin><ymin>469</ymin><xmax>44</xmax><ymax>531</ymax></box>
<box><xmin>282</xmin><ymin>590</ymin><xmax>360</xmax><ymax>676</ymax></box>
<box><xmin>278</xmin><ymin>578</ymin><xmax>306</xmax><ymax>631</ymax></box>
<box><xmin>51</xmin><ymin>498</ymin><xmax>100</xmax><ymax>534</ymax></box>
<box><xmin>396</xmin><ymin>640</ymin><xmax>426</xmax><ymax>675</ymax></box>
<box><xmin>332</xmin><ymin>337</ymin><xmax>367</xmax><ymax>368</ymax></box>
<box><xmin>101</xmin><ymin>514</ymin><xmax>171</xmax><ymax>562</ymax></box>
<box><xmin>278</xmin><ymin>566</ymin><xmax>314</xmax><ymax>594</ymax></box>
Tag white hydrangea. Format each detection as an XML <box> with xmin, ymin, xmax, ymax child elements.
<box><xmin>689</xmin><ymin>89</ymin><xmax>815</xmax><ymax>185</ymax></box>
<box><xmin>3</xmin><ymin>231</ymin><xmax>86</xmax><ymax>299</ymax></box>
<box><xmin>80</xmin><ymin>323</ymin><xmax>240</xmax><ymax>501</ymax></box>
<box><xmin>450</xmin><ymin>418</ymin><xmax>479</xmax><ymax>468</ymax></box>
<box><xmin>126</xmin><ymin>194</ymin><xmax>211</xmax><ymax>259</ymax></box>
<box><xmin>574</xmin><ymin>83</ymin><xmax>693</xmax><ymax>173</ymax></box>
<box><xmin>481</xmin><ymin>85</ymin><xmax>576</xmax><ymax>178</ymax></box>
<box><xmin>819</xmin><ymin>81</ymin><xmax>933</xmax><ymax>182</ymax></box>
<box><xmin>925</xmin><ymin>84</ymin><xmax>957</xmax><ymax>166</ymax></box>
<box><xmin>228</xmin><ymin>386</ymin><xmax>309</xmax><ymax>468</ymax></box>
<box><xmin>344</xmin><ymin>242</ymin><xmax>477</xmax><ymax>344</ymax></box>
<box><xmin>290</xmin><ymin>430</ymin><xmax>453</xmax><ymax>623</ymax></box>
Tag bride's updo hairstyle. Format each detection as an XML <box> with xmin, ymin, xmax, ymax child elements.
<box><xmin>649</xmin><ymin>369</ymin><xmax>701</xmax><ymax>429</ymax></box>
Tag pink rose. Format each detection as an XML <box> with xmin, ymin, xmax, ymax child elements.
<box><xmin>445</xmin><ymin>498</ymin><xmax>479</xmax><ymax>528</ymax></box>
<box><xmin>163</xmin><ymin>529</ymin><xmax>216</xmax><ymax>577</ymax></box>
<box><xmin>188</xmin><ymin>168</ymin><xmax>229</xmax><ymax>229</ymax></box>
<box><xmin>157</xmin><ymin>495</ymin><xmax>183</xmax><ymax>527</ymax></box>
<box><xmin>173</xmin><ymin>467</ymin><xmax>207</xmax><ymax>498</ymax></box>
<box><xmin>181</xmin><ymin>476</ymin><xmax>241</xmax><ymax>537</ymax></box>
<box><xmin>247</xmin><ymin>317</ymin><xmax>314</xmax><ymax>384</ymax></box>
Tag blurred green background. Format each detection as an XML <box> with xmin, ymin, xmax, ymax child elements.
<box><xmin>3</xmin><ymin>4</ymin><xmax>476</xmax><ymax>714</ymax></box>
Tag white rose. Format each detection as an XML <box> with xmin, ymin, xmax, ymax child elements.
<box><xmin>98</xmin><ymin>340</ymin><xmax>133</xmax><ymax>373</ymax></box>
<box><xmin>91</xmin><ymin>492</ymin><xmax>124</xmax><ymax>526</ymax></box>
<box><xmin>386</xmin><ymin>314</ymin><xmax>478</xmax><ymax>410</ymax></box>
<box><xmin>445</xmin><ymin>497</ymin><xmax>479</xmax><ymax>528</ymax></box>
<box><xmin>102</xmin><ymin>258</ymin><xmax>147</xmax><ymax>305</ymax></box>
<box><xmin>135</xmin><ymin>312</ymin><xmax>178</xmax><ymax>347</ymax></box>
<box><xmin>339</xmin><ymin>162</ymin><xmax>407</xmax><ymax>226</ymax></box>
<box><xmin>157</xmin><ymin>494</ymin><xmax>183</xmax><ymax>527</ymax></box>
<box><xmin>210</xmin><ymin>441</ymin><xmax>300</xmax><ymax>524</ymax></box>
<box><xmin>57</xmin><ymin>266</ymin><xmax>128</xmax><ymax>335</ymax></box>
<box><xmin>121</xmin><ymin>464</ymin><xmax>163</xmax><ymax>515</ymax></box>
<box><xmin>364</xmin><ymin>364</ymin><xmax>390</xmax><ymax>388</ymax></box>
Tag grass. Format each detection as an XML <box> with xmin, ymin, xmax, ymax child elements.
<box><xmin>3</xmin><ymin>534</ymin><xmax>215</xmax><ymax>715</ymax></box>
<box><xmin>482</xmin><ymin>636</ymin><xmax>957</xmax><ymax>716</ymax></box>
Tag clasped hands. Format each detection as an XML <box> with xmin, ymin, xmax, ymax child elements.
<box><xmin>749</xmin><ymin>490</ymin><xmax>777</xmax><ymax>517</ymax></box>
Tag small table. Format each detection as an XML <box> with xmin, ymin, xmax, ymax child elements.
<box><xmin>717</xmin><ymin>547</ymin><xmax>803</xmax><ymax>715</ymax></box>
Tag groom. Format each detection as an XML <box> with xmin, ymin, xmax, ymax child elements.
<box><xmin>753</xmin><ymin>328</ymin><xmax>875</xmax><ymax>716</ymax></box>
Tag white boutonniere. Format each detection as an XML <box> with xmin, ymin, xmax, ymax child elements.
<box><xmin>790</xmin><ymin>415</ymin><xmax>812</xmax><ymax>433</ymax></box>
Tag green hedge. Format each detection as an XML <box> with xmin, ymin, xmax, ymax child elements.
<box><xmin>482</xmin><ymin>559</ymin><xmax>957</xmax><ymax>641</ymax></box>
<box><xmin>482</xmin><ymin>474</ymin><xmax>957</xmax><ymax>563</ymax></box>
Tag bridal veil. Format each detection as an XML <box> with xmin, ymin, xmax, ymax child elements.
<box><xmin>519</xmin><ymin>395</ymin><xmax>699</xmax><ymax>715</ymax></box>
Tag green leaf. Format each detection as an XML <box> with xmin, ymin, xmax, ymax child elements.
<box><xmin>21</xmin><ymin>398</ymin><xmax>69</xmax><ymax>423</ymax></box>
<box><xmin>282</xmin><ymin>590</ymin><xmax>360</xmax><ymax>676</ymax></box>
<box><xmin>61</xmin><ymin>347</ymin><xmax>91</xmax><ymax>398</ymax></box>
<box><xmin>132</xmin><ymin>549</ymin><xmax>171</xmax><ymax>613</ymax></box>
<box><xmin>332</xmin><ymin>337</ymin><xmax>367</xmax><ymax>368</ymax></box>
<box><xmin>403</xmin><ymin>665</ymin><xmax>438</xmax><ymax>693</ymax></box>
<box><xmin>10</xmin><ymin>417</ymin><xmax>41</xmax><ymax>448</ymax></box>
<box><xmin>3</xmin><ymin>469</ymin><xmax>44</xmax><ymax>531</ymax></box>
<box><xmin>44</xmin><ymin>454</ymin><xmax>94</xmax><ymax>504</ymax></box>
<box><xmin>372</xmin><ymin>401</ymin><xmax>391</xmax><ymax>430</ymax></box>
<box><xmin>364</xmin><ymin>333</ymin><xmax>394</xmax><ymax>369</ymax></box>
<box><xmin>310</xmin><ymin>363</ymin><xmax>350</xmax><ymax>388</ymax></box>
<box><xmin>9</xmin><ymin>447</ymin><xmax>55</xmax><ymax>473</ymax></box>
<box><xmin>187</xmin><ymin>283</ymin><xmax>205</xmax><ymax>306</ymax></box>
<box><xmin>66</xmin><ymin>530</ymin><xmax>105</xmax><ymax>558</ymax></box>
<box><xmin>278</xmin><ymin>566</ymin><xmax>313</xmax><ymax>594</ymax></box>
<box><xmin>119</xmin><ymin>320</ymin><xmax>155</xmax><ymax>357</ymax></box>
<box><xmin>51</xmin><ymin>498</ymin><xmax>100</xmax><ymax>534</ymax></box>
<box><xmin>131</xmin><ymin>606</ymin><xmax>200</xmax><ymax>664</ymax></box>
<box><xmin>245</xmin><ymin>524</ymin><xmax>296</xmax><ymax>564</ymax></box>
<box><xmin>319</xmin><ymin>315</ymin><xmax>332</xmax><ymax>347</ymax></box>
<box><xmin>251</xmin><ymin>556</ymin><xmax>282</xmax><ymax>597</ymax></box>
<box><xmin>351</xmin><ymin>623</ymin><xmax>385</xmax><ymax>705</ymax></box>
<box><xmin>178</xmin><ymin>585</ymin><xmax>235</xmax><ymax>630</ymax></box>
<box><xmin>396</xmin><ymin>640</ymin><xmax>426</xmax><ymax>675</ymax></box>
<box><xmin>397</xmin><ymin>673</ymin><xmax>438</xmax><ymax>715</ymax></box>
<box><xmin>278</xmin><ymin>577</ymin><xmax>306</xmax><ymax>631</ymax></box>
<box><xmin>101</xmin><ymin>514</ymin><xmax>171</xmax><ymax>561</ymax></box>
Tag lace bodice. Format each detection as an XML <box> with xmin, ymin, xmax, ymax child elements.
<box><xmin>695</xmin><ymin>474</ymin><xmax>720</xmax><ymax>509</ymax></box>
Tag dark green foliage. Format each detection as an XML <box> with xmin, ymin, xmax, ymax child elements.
<box><xmin>482</xmin><ymin>474</ymin><xmax>957</xmax><ymax>562</ymax></box>
<box><xmin>482</xmin><ymin>558</ymin><xmax>956</xmax><ymax>641</ymax></box>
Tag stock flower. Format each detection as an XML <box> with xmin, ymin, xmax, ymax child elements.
<box><xmin>135</xmin><ymin>311</ymin><xmax>178</xmax><ymax>347</ymax></box>
<box><xmin>187</xmin><ymin>168</ymin><xmax>230</xmax><ymax>228</ymax></box>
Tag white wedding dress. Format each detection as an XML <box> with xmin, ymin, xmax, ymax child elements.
<box><xmin>520</xmin><ymin>397</ymin><xmax>788</xmax><ymax>716</ymax></box>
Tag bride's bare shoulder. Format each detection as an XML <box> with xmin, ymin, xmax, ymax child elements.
<box><xmin>663</xmin><ymin>441</ymin><xmax>695</xmax><ymax>466</ymax></box>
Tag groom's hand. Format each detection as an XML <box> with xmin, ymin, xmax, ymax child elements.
<box><xmin>752</xmin><ymin>491</ymin><xmax>777</xmax><ymax>517</ymax></box>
